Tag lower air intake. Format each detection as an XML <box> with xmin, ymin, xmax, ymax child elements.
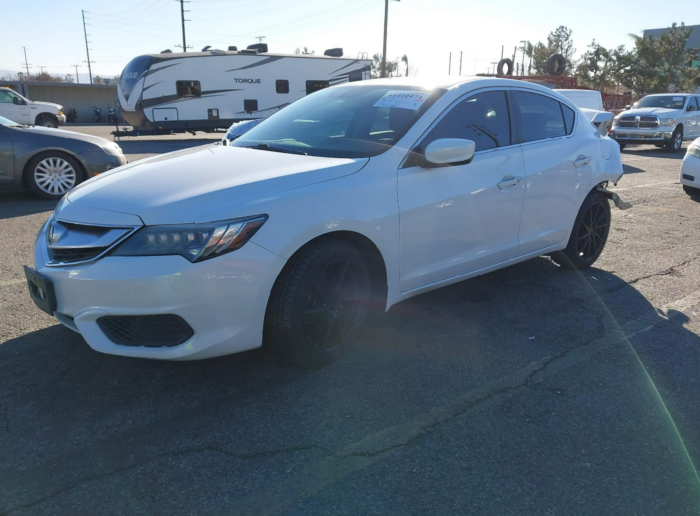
<box><xmin>97</xmin><ymin>315</ymin><xmax>194</xmax><ymax>347</ymax></box>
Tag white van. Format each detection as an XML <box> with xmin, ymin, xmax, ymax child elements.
<box><xmin>0</xmin><ymin>87</ymin><xmax>65</xmax><ymax>128</ymax></box>
<box><xmin>557</xmin><ymin>89</ymin><xmax>604</xmax><ymax>111</ymax></box>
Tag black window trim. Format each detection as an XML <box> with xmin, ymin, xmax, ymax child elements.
<box><xmin>404</xmin><ymin>87</ymin><xmax>520</xmax><ymax>168</ymax></box>
<box><xmin>509</xmin><ymin>87</ymin><xmax>578</xmax><ymax>146</ymax></box>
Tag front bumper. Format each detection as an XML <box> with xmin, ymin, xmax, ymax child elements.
<box><xmin>609</xmin><ymin>127</ymin><xmax>674</xmax><ymax>144</ymax></box>
<box><xmin>81</xmin><ymin>152</ymin><xmax>127</xmax><ymax>177</ymax></box>
<box><xmin>33</xmin><ymin>219</ymin><xmax>285</xmax><ymax>360</ymax></box>
<box><xmin>57</xmin><ymin>114</ymin><xmax>67</xmax><ymax>125</ymax></box>
<box><xmin>680</xmin><ymin>154</ymin><xmax>700</xmax><ymax>188</ymax></box>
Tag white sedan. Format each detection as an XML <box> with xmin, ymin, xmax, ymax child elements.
<box><xmin>681</xmin><ymin>137</ymin><xmax>700</xmax><ymax>195</ymax></box>
<box><xmin>25</xmin><ymin>77</ymin><xmax>624</xmax><ymax>365</ymax></box>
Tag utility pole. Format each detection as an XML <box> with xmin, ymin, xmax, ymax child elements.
<box><xmin>379</xmin><ymin>0</ymin><xmax>399</xmax><ymax>78</ymax></box>
<box><xmin>491</xmin><ymin>62</ymin><xmax>498</xmax><ymax>76</ymax></box>
<box><xmin>37</xmin><ymin>66</ymin><xmax>46</xmax><ymax>74</ymax></box>
<box><xmin>448</xmin><ymin>52</ymin><xmax>451</xmax><ymax>75</ymax></box>
<box><xmin>178</xmin><ymin>0</ymin><xmax>190</xmax><ymax>52</ymax></box>
<box><xmin>520</xmin><ymin>40</ymin><xmax>527</xmax><ymax>76</ymax></box>
<box><xmin>255</xmin><ymin>36</ymin><xmax>266</xmax><ymax>43</ymax></box>
<box><xmin>22</xmin><ymin>47</ymin><xmax>32</xmax><ymax>78</ymax></box>
<box><xmin>459</xmin><ymin>51</ymin><xmax>462</xmax><ymax>75</ymax></box>
<box><xmin>71</xmin><ymin>64</ymin><xmax>81</xmax><ymax>84</ymax></box>
<box><xmin>82</xmin><ymin>10</ymin><xmax>93</xmax><ymax>84</ymax></box>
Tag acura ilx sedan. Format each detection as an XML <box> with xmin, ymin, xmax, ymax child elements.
<box><xmin>25</xmin><ymin>77</ymin><xmax>624</xmax><ymax>365</ymax></box>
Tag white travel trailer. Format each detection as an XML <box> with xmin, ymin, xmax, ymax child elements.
<box><xmin>117</xmin><ymin>47</ymin><xmax>372</xmax><ymax>134</ymax></box>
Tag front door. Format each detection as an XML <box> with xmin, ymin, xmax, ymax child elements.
<box><xmin>0</xmin><ymin>126</ymin><xmax>15</xmax><ymax>185</ymax></box>
<box><xmin>398</xmin><ymin>89</ymin><xmax>525</xmax><ymax>292</ymax></box>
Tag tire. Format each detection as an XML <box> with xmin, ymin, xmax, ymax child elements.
<box><xmin>654</xmin><ymin>143</ymin><xmax>664</xmax><ymax>148</ymax></box>
<box><xmin>665</xmin><ymin>126</ymin><xmax>683</xmax><ymax>153</ymax></box>
<box><xmin>35</xmin><ymin>114</ymin><xmax>58</xmax><ymax>128</ymax></box>
<box><xmin>618</xmin><ymin>143</ymin><xmax>626</xmax><ymax>151</ymax></box>
<box><xmin>683</xmin><ymin>185</ymin><xmax>699</xmax><ymax>196</ymax></box>
<box><xmin>265</xmin><ymin>238</ymin><xmax>372</xmax><ymax>367</ymax></box>
<box><xmin>25</xmin><ymin>152</ymin><xmax>83</xmax><ymax>200</ymax></box>
<box><xmin>546</xmin><ymin>53</ymin><xmax>567</xmax><ymax>76</ymax></box>
<box><xmin>551</xmin><ymin>191</ymin><xmax>611</xmax><ymax>270</ymax></box>
<box><xmin>496</xmin><ymin>58</ymin><xmax>513</xmax><ymax>76</ymax></box>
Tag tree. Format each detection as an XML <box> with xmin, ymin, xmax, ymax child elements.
<box><xmin>294</xmin><ymin>47</ymin><xmax>314</xmax><ymax>55</ymax></box>
<box><xmin>531</xmin><ymin>26</ymin><xmax>575</xmax><ymax>75</ymax></box>
<box><xmin>575</xmin><ymin>40</ymin><xmax>619</xmax><ymax>91</ymax></box>
<box><xmin>371</xmin><ymin>53</ymin><xmax>405</xmax><ymax>78</ymax></box>
<box><xmin>629</xmin><ymin>23</ymin><xmax>700</xmax><ymax>93</ymax></box>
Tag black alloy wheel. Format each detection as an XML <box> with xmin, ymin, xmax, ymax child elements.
<box><xmin>303</xmin><ymin>257</ymin><xmax>369</xmax><ymax>354</ymax></box>
<box><xmin>551</xmin><ymin>192</ymin><xmax>611</xmax><ymax>270</ymax></box>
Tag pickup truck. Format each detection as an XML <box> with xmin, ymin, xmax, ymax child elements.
<box><xmin>0</xmin><ymin>87</ymin><xmax>66</xmax><ymax>128</ymax></box>
<box><xmin>610</xmin><ymin>93</ymin><xmax>700</xmax><ymax>152</ymax></box>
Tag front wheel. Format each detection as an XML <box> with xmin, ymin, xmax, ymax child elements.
<box><xmin>665</xmin><ymin>126</ymin><xmax>683</xmax><ymax>153</ymax></box>
<box><xmin>265</xmin><ymin>239</ymin><xmax>372</xmax><ymax>367</ymax></box>
<box><xmin>35</xmin><ymin>114</ymin><xmax>58</xmax><ymax>128</ymax></box>
<box><xmin>683</xmin><ymin>185</ymin><xmax>699</xmax><ymax>196</ymax></box>
<box><xmin>25</xmin><ymin>152</ymin><xmax>83</xmax><ymax>200</ymax></box>
<box><xmin>618</xmin><ymin>142</ymin><xmax>626</xmax><ymax>151</ymax></box>
<box><xmin>551</xmin><ymin>191</ymin><xmax>611</xmax><ymax>270</ymax></box>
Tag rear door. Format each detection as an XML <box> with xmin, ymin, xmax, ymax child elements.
<box><xmin>0</xmin><ymin>125</ymin><xmax>15</xmax><ymax>185</ymax></box>
<box><xmin>513</xmin><ymin>89</ymin><xmax>597</xmax><ymax>256</ymax></box>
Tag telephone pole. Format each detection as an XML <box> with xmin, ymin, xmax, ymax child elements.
<box><xmin>71</xmin><ymin>64</ymin><xmax>81</xmax><ymax>84</ymax></box>
<box><xmin>82</xmin><ymin>10</ymin><xmax>93</xmax><ymax>84</ymax></box>
<box><xmin>255</xmin><ymin>36</ymin><xmax>266</xmax><ymax>43</ymax></box>
<box><xmin>22</xmin><ymin>47</ymin><xmax>32</xmax><ymax>78</ymax></box>
<box><xmin>179</xmin><ymin>0</ymin><xmax>190</xmax><ymax>52</ymax></box>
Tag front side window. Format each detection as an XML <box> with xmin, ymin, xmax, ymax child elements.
<box><xmin>516</xmin><ymin>91</ymin><xmax>566</xmax><ymax>142</ymax></box>
<box><xmin>0</xmin><ymin>90</ymin><xmax>16</xmax><ymax>104</ymax></box>
<box><xmin>232</xmin><ymin>84</ymin><xmax>445</xmax><ymax>158</ymax></box>
<box><xmin>176</xmin><ymin>80</ymin><xmax>201</xmax><ymax>98</ymax></box>
<box><xmin>421</xmin><ymin>90</ymin><xmax>511</xmax><ymax>152</ymax></box>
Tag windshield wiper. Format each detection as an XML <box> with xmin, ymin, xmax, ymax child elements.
<box><xmin>251</xmin><ymin>143</ymin><xmax>307</xmax><ymax>155</ymax></box>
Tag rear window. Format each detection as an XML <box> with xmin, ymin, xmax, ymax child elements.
<box><xmin>562</xmin><ymin>104</ymin><xmax>576</xmax><ymax>134</ymax></box>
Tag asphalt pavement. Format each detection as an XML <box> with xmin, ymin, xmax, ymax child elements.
<box><xmin>1</xmin><ymin>125</ymin><xmax>700</xmax><ymax>515</ymax></box>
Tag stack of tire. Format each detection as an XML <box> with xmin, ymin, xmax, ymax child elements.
<box><xmin>495</xmin><ymin>53</ymin><xmax>567</xmax><ymax>77</ymax></box>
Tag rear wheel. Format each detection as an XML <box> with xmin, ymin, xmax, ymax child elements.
<box><xmin>551</xmin><ymin>191</ymin><xmax>611</xmax><ymax>270</ymax></box>
<box><xmin>618</xmin><ymin>143</ymin><xmax>626</xmax><ymax>151</ymax></box>
<box><xmin>265</xmin><ymin>239</ymin><xmax>372</xmax><ymax>367</ymax></box>
<box><xmin>683</xmin><ymin>185</ymin><xmax>699</xmax><ymax>196</ymax></box>
<box><xmin>665</xmin><ymin>126</ymin><xmax>683</xmax><ymax>153</ymax></box>
<box><xmin>25</xmin><ymin>152</ymin><xmax>83</xmax><ymax>200</ymax></box>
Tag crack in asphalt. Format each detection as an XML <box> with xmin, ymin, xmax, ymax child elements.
<box><xmin>603</xmin><ymin>255</ymin><xmax>700</xmax><ymax>294</ymax></box>
<box><xmin>3</xmin><ymin>444</ymin><xmax>333</xmax><ymax>515</ymax></box>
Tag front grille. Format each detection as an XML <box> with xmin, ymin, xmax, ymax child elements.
<box><xmin>618</xmin><ymin>115</ymin><xmax>659</xmax><ymax>128</ymax></box>
<box><xmin>97</xmin><ymin>315</ymin><xmax>194</xmax><ymax>347</ymax></box>
<box><xmin>48</xmin><ymin>247</ymin><xmax>106</xmax><ymax>263</ymax></box>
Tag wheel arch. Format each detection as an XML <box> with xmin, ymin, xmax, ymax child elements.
<box><xmin>35</xmin><ymin>112</ymin><xmax>59</xmax><ymax>125</ymax></box>
<box><xmin>21</xmin><ymin>148</ymin><xmax>87</xmax><ymax>188</ymax></box>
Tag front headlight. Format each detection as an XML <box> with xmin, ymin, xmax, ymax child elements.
<box><xmin>659</xmin><ymin>118</ymin><xmax>675</xmax><ymax>127</ymax></box>
<box><xmin>101</xmin><ymin>142</ymin><xmax>123</xmax><ymax>156</ymax></box>
<box><xmin>688</xmin><ymin>144</ymin><xmax>700</xmax><ymax>159</ymax></box>
<box><xmin>612</xmin><ymin>117</ymin><xmax>619</xmax><ymax>127</ymax></box>
<box><xmin>110</xmin><ymin>216</ymin><xmax>267</xmax><ymax>262</ymax></box>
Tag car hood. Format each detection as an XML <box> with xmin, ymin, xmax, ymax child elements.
<box><xmin>29</xmin><ymin>100</ymin><xmax>62</xmax><ymax>110</ymax></box>
<box><xmin>622</xmin><ymin>107</ymin><xmax>679</xmax><ymax>117</ymax></box>
<box><xmin>66</xmin><ymin>145</ymin><xmax>368</xmax><ymax>225</ymax></box>
<box><xmin>15</xmin><ymin>125</ymin><xmax>110</xmax><ymax>146</ymax></box>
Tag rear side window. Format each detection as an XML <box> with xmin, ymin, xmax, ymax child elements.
<box><xmin>561</xmin><ymin>103</ymin><xmax>575</xmax><ymax>134</ymax></box>
<box><xmin>422</xmin><ymin>90</ymin><xmax>511</xmax><ymax>152</ymax></box>
<box><xmin>176</xmin><ymin>80</ymin><xmax>201</xmax><ymax>98</ymax></box>
<box><xmin>276</xmin><ymin>80</ymin><xmax>289</xmax><ymax>94</ymax></box>
<box><xmin>515</xmin><ymin>91</ymin><xmax>566</xmax><ymax>142</ymax></box>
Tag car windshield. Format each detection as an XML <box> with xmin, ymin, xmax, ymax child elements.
<box><xmin>0</xmin><ymin>114</ymin><xmax>20</xmax><ymax>127</ymax></box>
<box><xmin>635</xmin><ymin>95</ymin><xmax>687</xmax><ymax>109</ymax></box>
<box><xmin>231</xmin><ymin>84</ymin><xmax>445</xmax><ymax>158</ymax></box>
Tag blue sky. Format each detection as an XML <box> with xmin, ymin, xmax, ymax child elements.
<box><xmin>1</xmin><ymin>0</ymin><xmax>698</xmax><ymax>81</ymax></box>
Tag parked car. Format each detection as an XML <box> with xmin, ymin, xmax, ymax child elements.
<box><xmin>25</xmin><ymin>77</ymin><xmax>625</xmax><ymax>365</ymax></box>
<box><xmin>557</xmin><ymin>89</ymin><xmax>604</xmax><ymax>111</ymax></box>
<box><xmin>680</xmin><ymin>137</ymin><xmax>700</xmax><ymax>195</ymax></box>
<box><xmin>0</xmin><ymin>115</ymin><xmax>126</xmax><ymax>200</ymax></box>
<box><xmin>610</xmin><ymin>93</ymin><xmax>700</xmax><ymax>152</ymax></box>
<box><xmin>222</xmin><ymin>118</ymin><xmax>264</xmax><ymax>144</ymax></box>
<box><xmin>0</xmin><ymin>87</ymin><xmax>66</xmax><ymax>128</ymax></box>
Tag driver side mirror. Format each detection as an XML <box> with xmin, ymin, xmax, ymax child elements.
<box><xmin>687</xmin><ymin>105</ymin><xmax>696</xmax><ymax>112</ymax></box>
<box><xmin>12</xmin><ymin>96</ymin><xmax>23</xmax><ymax>106</ymax></box>
<box><xmin>418</xmin><ymin>138</ymin><xmax>476</xmax><ymax>168</ymax></box>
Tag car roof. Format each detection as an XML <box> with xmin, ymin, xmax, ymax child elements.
<box><xmin>351</xmin><ymin>76</ymin><xmax>563</xmax><ymax>95</ymax></box>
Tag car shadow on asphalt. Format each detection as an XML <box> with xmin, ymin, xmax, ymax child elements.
<box><xmin>0</xmin><ymin>193</ymin><xmax>55</xmax><ymax>220</ymax></box>
<box><xmin>1</xmin><ymin>258</ymin><xmax>699</xmax><ymax>513</ymax></box>
<box><xmin>622</xmin><ymin>145</ymin><xmax>687</xmax><ymax>159</ymax></box>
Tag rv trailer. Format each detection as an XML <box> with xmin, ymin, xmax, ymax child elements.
<box><xmin>116</xmin><ymin>47</ymin><xmax>372</xmax><ymax>135</ymax></box>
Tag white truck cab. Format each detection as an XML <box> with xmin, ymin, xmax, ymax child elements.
<box><xmin>0</xmin><ymin>87</ymin><xmax>66</xmax><ymax>128</ymax></box>
<box><xmin>557</xmin><ymin>89</ymin><xmax>604</xmax><ymax>111</ymax></box>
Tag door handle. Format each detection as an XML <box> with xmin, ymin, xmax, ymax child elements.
<box><xmin>497</xmin><ymin>175</ymin><xmax>523</xmax><ymax>190</ymax></box>
<box><xmin>574</xmin><ymin>155</ymin><xmax>592</xmax><ymax>168</ymax></box>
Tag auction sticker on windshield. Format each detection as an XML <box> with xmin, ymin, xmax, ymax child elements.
<box><xmin>374</xmin><ymin>91</ymin><xmax>431</xmax><ymax>111</ymax></box>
